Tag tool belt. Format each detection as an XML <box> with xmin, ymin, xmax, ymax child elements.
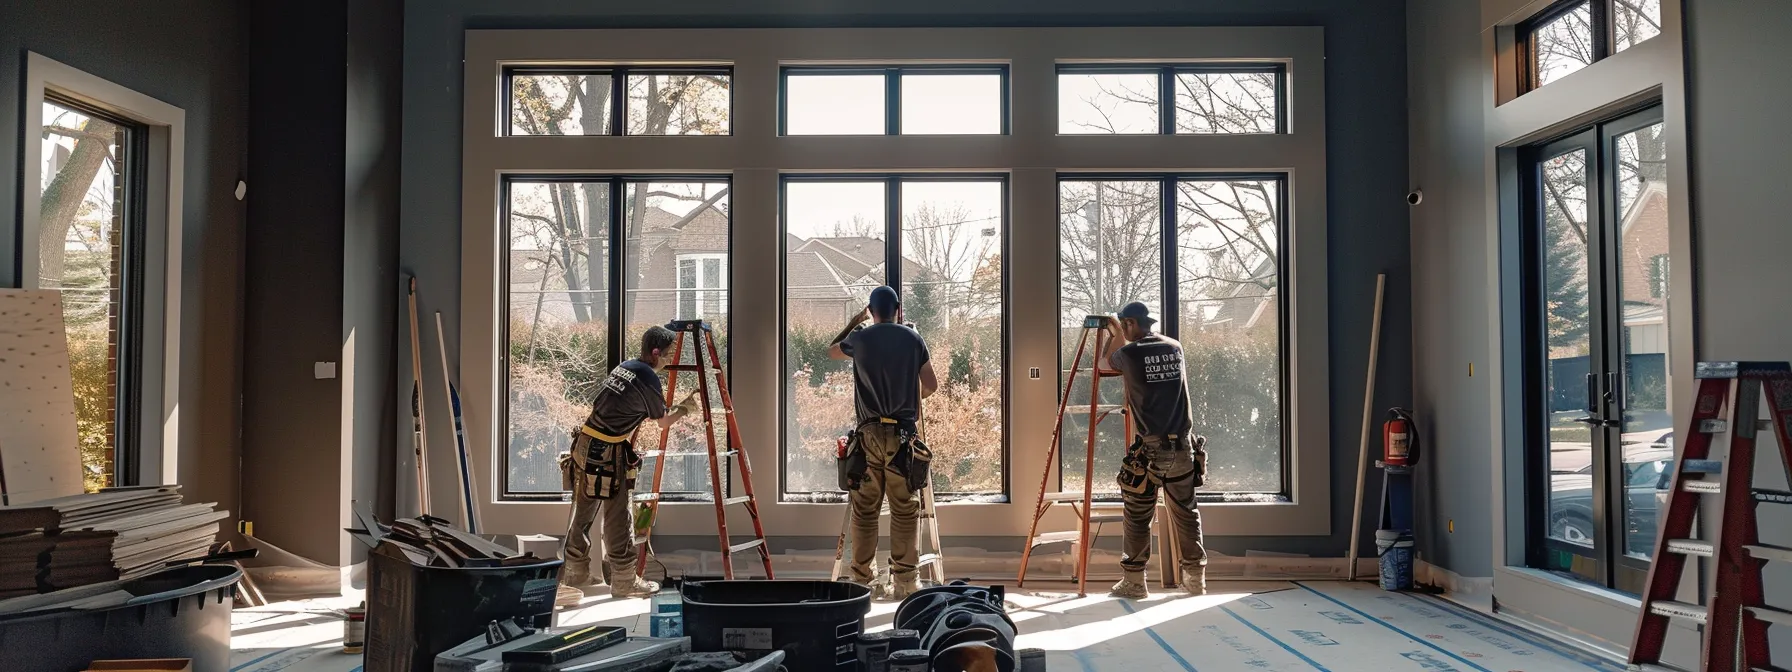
<box><xmin>837</xmin><ymin>417</ymin><xmax>931</xmax><ymax>492</ymax></box>
<box><xmin>560</xmin><ymin>423</ymin><xmax>640</xmax><ymax>500</ymax></box>
<box><xmin>1116</xmin><ymin>434</ymin><xmax>1208</xmax><ymax>495</ymax></box>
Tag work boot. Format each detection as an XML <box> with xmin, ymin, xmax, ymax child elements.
<box><xmin>1108</xmin><ymin>577</ymin><xmax>1149</xmax><ymax>600</ymax></box>
<box><xmin>554</xmin><ymin>584</ymin><xmax>585</xmax><ymax>608</ymax></box>
<box><xmin>891</xmin><ymin>574</ymin><xmax>921</xmax><ymax>602</ymax></box>
<box><xmin>611</xmin><ymin>574</ymin><xmax>661</xmax><ymax>599</ymax></box>
<box><xmin>560</xmin><ymin>566</ymin><xmax>594</xmax><ymax>588</ymax></box>
<box><xmin>1181</xmin><ymin>567</ymin><xmax>1207</xmax><ymax>596</ymax></box>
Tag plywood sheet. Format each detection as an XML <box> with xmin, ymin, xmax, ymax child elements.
<box><xmin>0</xmin><ymin>289</ymin><xmax>82</xmax><ymax>504</ymax></box>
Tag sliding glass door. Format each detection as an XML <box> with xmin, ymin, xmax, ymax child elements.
<box><xmin>1524</xmin><ymin>105</ymin><xmax>1671</xmax><ymax>593</ymax></box>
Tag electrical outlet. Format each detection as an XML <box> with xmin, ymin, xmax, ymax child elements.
<box><xmin>1029</xmin><ymin>367</ymin><xmax>1040</xmax><ymax>379</ymax></box>
<box><xmin>315</xmin><ymin>362</ymin><xmax>337</xmax><ymax>379</ymax></box>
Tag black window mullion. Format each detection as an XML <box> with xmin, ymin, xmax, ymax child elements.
<box><xmin>886</xmin><ymin>177</ymin><xmax>903</xmax><ymax>290</ymax></box>
<box><xmin>610</xmin><ymin>70</ymin><xmax>626</xmax><ymax>136</ymax></box>
<box><xmin>886</xmin><ymin>70</ymin><xmax>902</xmax><ymax>136</ymax></box>
<box><xmin>608</xmin><ymin>179</ymin><xmax>625</xmax><ymax>370</ymax></box>
<box><xmin>1159</xmin><ymin>68</ymin><xmax>1176</xmax><ymax>135</ymax></box>
<box><xmin>1592</xmin><ymin>0</ymin><xmax>1614</xmax><ymax>60</ymax></box>
<box><xmin>1161</xmin><ymin>177</ymin><xmax>1180</xmax><ymax>337</ymax></box>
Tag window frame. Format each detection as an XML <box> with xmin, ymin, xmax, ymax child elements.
<box><xmin>498</xmin><ymin>173</ymin><xmax>733</xmax><ymax>502</ymax></box>
<box><xmin>776</xmin><ymin>173</ymin><xmax>1012</xmax><ymax>502</ymax></box>
<box><xmin>1055</xmin><ymin>63</ymin><xmax>1289</xmax><ymax>136</ymax></box>
<box><xmin>777</xmin><ymin>65</ymin><xmax>1011</xmax><ymax>136</ymax></box>
<box><xmin>1516</xmin><ymin>0</ymin><xmax>1663</xmax><ymax>93</ymax></box>
<box><xmin>1054</xmin><ymin>172</ymin><xmax>1292</xmax><ymax>501</ymax></box>
<box><xmin>17</xmin><ymin>52</ymin><xmax>187</xmax><ymax>495</ymax></box>
<box><xmin>504</xmin><ymin>65</ymin><xmax>736</xmax><ymax>137</ymax></box>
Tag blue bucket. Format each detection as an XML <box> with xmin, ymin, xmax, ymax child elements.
<box><xmin>1375</xmin><ymin>529</ymin><xmax>1414</xmax><ymax>591</ymax></box>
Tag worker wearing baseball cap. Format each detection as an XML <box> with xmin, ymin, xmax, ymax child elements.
<box><xmin>827</xmin><ymin>286</ymin><xmax>940</xmax><ymax>600</ymax></box>
<box><xmin>1100</xmin><ymin>301</ymin><xmax>1209</xmax><ymax>598</ymax></box>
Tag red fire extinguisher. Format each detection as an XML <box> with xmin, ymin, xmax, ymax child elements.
<box><xmin>1383</xmin><ymin>408</ymin><xmax>1421</xmax><ymax>467</ymax></box>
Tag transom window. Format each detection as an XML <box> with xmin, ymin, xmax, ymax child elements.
<box><xmin>780</xmin><ymin>66</ymin><xmax>1008</xmax><ymax>135</ymax></box>
<box><xmin>506</xmin><ymin>67</ymin><xmax>733</xmax><ymax>136</ymax></box>
<box><xmin>1057</xmin><ymin>175</ymin><xmax>1288</xmax><ymax>499</ymax></box>
<box><xmin>1520</xmin><ymin>0</ymin><xmax>1663</xmax><ymax>92</ymax></box>
<box><xmin>1057</xmin><ymin>64</ymin><xmax>1286</xmax><ymax>135</ymax></box>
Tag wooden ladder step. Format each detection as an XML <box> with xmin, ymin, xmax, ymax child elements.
<box><xmin>1756</xmin><ymin>488</ymin><xmax>1792</xmax><ymax>505</ymax></box>
<box><xmin>1648</xmin><ymin>600</ymin><xmax>1708</xmax><ymax>625</ymax></box>
<box><xmin>1745</xmin><ymin>605</ymin><xmax>1792</xmax><ymax>627</ymax></box>
<box><xmin>728</xmin><ymin>539</ymin><xmax>766</xmax><ymax>554</ymax></box>
<box><xmin>1089</xmin><ymin>514</ymin><xmax>1126</xmax><ymax>524</ymax></box>
<box><xmin>917</xmin><ymin>553</ymin><xmax>940</xmax><ymax>567</ymax></box>
<box><xmin>641</xmin><ymin>450</ymin><xmax>737</xmax><ymax>459</ymax></box>
<box><xmin>721</xmin><ymin>496</ymin><xmax>752</xmax><ymax>507</ymax></box>
<box><xmin>1030</xmin><ymin>531</ymin><xmax>1083</xmax><ymax>546</ymax></box>
<box><xmin>632</xmin><ymin>492</ymin><xmax>660</xmax><ymax>502</ymax></box>
<box><xmin>1666</xmin><ymin>538</ymin><xmax>1713</xmax><ymax>557</ymax></box>
<box><xmin>1746</xmin><ymin>543</ymin><xmax>1792</xmax><ymax>563</ymax></box>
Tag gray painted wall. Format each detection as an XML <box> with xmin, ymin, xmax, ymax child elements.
<box><xmin>400</xmin><ymin>0</ymin><xmax>1411</xmax><ymax>557</ymax></box>
<box><xmin>0</xmin><ymin>1</ymin><xmax>247</xmax><ymax>524</ymax></box>
<box><xmin>1406</xmin><ymin>0</ymin><xmax>1495</xmax><ymax>577</ymax></box>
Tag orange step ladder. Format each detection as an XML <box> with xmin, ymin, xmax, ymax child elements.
<box><xmin>1628</xmin><ymin>361</ymin><xmax>1792</xmax><ymax>671</ymax></box>
<box><xmin>633</xmin><ymin>320</ymin><xmax>774</xmax><ymax>580</ymax></box>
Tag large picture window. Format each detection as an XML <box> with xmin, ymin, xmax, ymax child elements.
<box><xmin>502</xmin><ymin>176</ymin><xmax>731</xmax><ymax>499</ymax></box>
<box><xmin>781</xmin><ymin>176</ymin><xmax>1007</xmax><ymax>501</ymax></box>
<box><xmin>1057</xmin><ymin>175</ymin><xmax>1286</xmax><ymax>499</ymax></box>
<box><xmin>37</xmin><ymin>97</ymin><xmax>146</xmax><ymax>492</ymax></box>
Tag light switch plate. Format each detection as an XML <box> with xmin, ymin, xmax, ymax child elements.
<box><xmin>315</xmin><ymin>361</ymin><xmax>337</xmax><ymax>379</ymax></box>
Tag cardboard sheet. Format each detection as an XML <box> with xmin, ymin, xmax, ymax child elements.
<box><xmin>0</xmin><ymin>289</ymin><xmax>83</xmax><ymax>504</ymax></box>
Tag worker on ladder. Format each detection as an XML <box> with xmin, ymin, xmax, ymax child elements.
<box><xmin>829</xmin><ymin>286</ymin><xmax>940</xmax><ymax>600</ymax></box>
<box><xmin>558</xmin><ymin>325</ymin><xmax>700</xmax><ymax>606</ymax></box>
<box><xmin>1102</xmin><ymin>302</ymin><xmax>1210</xmax><ymax>599</ymax></box>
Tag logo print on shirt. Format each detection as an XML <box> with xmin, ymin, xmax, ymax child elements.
<box><xmin>1141</xmin><ymin>351</ymin><xmax>1184</xmax><ymax>384</ymax></box>
<box><xmin>602</xmin><ymin>365</ymin><xmax>637</xmax><ymax>395</ymax></box>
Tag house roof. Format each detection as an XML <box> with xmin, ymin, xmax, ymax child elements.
<box><xmin>795</xmin><ymin>238</ymin><xmax>879</xmax><ymax>281</ymax></box>
<box><xmin>1619</xmin><ymin>180</ymin><xmax>1668</xmax><ymax>235</ymax></box>
<box><xmin>786</xmin><ymin>252</ymin><xmax>855</xmax><ymax>300</ymax></box>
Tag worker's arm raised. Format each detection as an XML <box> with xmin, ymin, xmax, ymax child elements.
<box><xmin>1096</xmin><ymin>316</ymin><xmax>1126</xmax><ymax>375</ymax></box>
<box><xmin>827</xmin><ymin>307</ymin><xmax>872</xmax><ymax>361</ymax></box>
<box><xmin>655</xmin><ymin>392</ymin><xmax>700</xmax><ymax>430</ymax></box>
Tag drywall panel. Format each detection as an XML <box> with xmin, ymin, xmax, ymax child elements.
<box><xmin>0</xmin><ymin>289</ymin><xmax>83</xmax><ymax>503</ymax></box>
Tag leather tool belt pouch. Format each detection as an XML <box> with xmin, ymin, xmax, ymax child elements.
<box><xmin>1116</xmin><ymin>437</ymin><xmax>1154</xmax><ymax>496</ymax></box>
<box><xmin>571</xmin><ymin>431</ymin><xmax>637</xmax><ymax>500</ymax></box>
<box><xmin>557</xmin><ymin>451</ymin><xmax>576</xmax><ymax>491</ymax></box>
<box><xmin>891</xmin><ymin>430</ymin><xmax>932</xmax><ymax>492</ymax></box>
<box><xmin>1189</xmin><ymin>435</ymin><xmax>1209</xmax><ymax>488</ymax></box>
<box><xmin>837</xmin><ymin>430</ymin><xmax>868</xmax><ymax>491</ymax></box>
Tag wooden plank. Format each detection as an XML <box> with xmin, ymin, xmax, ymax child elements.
<box><xmin>0</xmin><ymin>290</ymin><xmax>83</xmax><ymax>504</ymax></box>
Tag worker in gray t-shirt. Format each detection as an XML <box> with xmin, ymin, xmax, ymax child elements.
<box><xmin>1099</xmin><ymin>301</ymin><xmax>1210</xmax><ymax>599</ymax></box>
<box><xmin>828</xmin><ymin>286</ymin><xmax>939</xmax><ymax>600</ymax></box>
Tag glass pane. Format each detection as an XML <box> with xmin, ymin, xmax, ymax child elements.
<box><xmin>1614</xmin><ymin>0</ymin><xmax>1663</xmax><ymax>53</ymax></box>
<box><xmin>1058</xmin><ymin>72</ymin><xmax>1160</xmax><ymax>134</ymax></box>
<box><xmin>1176</xmin><ymin>180</ymin><xmax>1282</xmax><ymax>493</ymax></box>
<box><xmin>623</xmin><ymin>182</ymin><xmax>730</xmax><ymax>497</ymax></box>
<box><xmin>40</xmin><ymin>101</ymin><xmax>126</xmax><ymax>492</ymax></box>
<box><xmin>1615</xmin><ymin>122</ymin><xmax>1670</xmax><ymax>561</ymax></box>
<box><xmin>786</xmin><ymin>74</ymin><xmax>886</xmax><ymax>135</ymax></box>
<box><xmin>1538</xmin><ymin>148</ymin><xmax>1598</xmax><ymax>578</ymax></box>
<box><xmin>900</xmin><ymin>181</ymin><xmax>1005</xmax><ymax>497</ymax></box>
<box><xmin>1058</xmin><ymin>180</ymin><xmax>1164</xmax><ymax>493</ymax></box>
<box><xmin>1533</xmin><ymin>3</ymin><xmax>1595</xmax><ymax>87</ymax></box>
<box><xmin>627</xmin><ymin>73</ymin><xmax>731</xmax><ymax>135</ymax></box>
<box><xmin>509</xmin><ymin>73</ymin><xmax>613</xmax><ymax>135</ymax></box>
<box><xmin>506</xmin><ymin>181</ymin><xmax>610</xmax><ymax>494</ymax></box>
<box><xmin>901</xmin><ymin>74</ymin><xmax>1003</xmax><ymax>135</ymax></box>
<box><xmin>1172</xmin><ymin>72</ymin><xmax>1279</xmax><ymax>134</ymax></box>
<box><xmin>783</xmin><ymin>182</ymin><xmax>888</xmax><ymax>496</ymax></box>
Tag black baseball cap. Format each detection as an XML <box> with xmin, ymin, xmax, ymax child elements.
<box><xmin>1118</xmin><ymin>301</ymin><xmax>1157</xmax><ymax>327</ymax></box>
<box><xmin>868</xmin><ymin>286</ymin><xmax>901</xmax><ymax>316</ymax></box>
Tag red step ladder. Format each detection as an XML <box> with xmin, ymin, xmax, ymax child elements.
<box><xmin>633</xmin><ymin>320</ymin><xmax>774</xmax><ymax>580</ymax></box>
<box><xmin>1628</xmin><ymin>361</ymin><xmax>1792</xmax><ymax>671</ymax></box>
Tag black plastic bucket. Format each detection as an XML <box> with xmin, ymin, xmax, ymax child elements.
<box><xmin>0</xmin><ymin>564</ymin><xmax>241</xmax><ymax>672</ymax></box>
<box><xmin>681</xmin><ymin>580</ymin><xmax>871</xmax><ymax>670</ymax></box>
<box><xmin>363</xmin><ymin>543</ymin><xmax>562</xmax><ymax>672</ymax></box>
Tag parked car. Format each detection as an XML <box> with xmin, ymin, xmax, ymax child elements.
<box><xmin>1548</xmin><ymin>430</ymin><xmax>1673</xmax><ymax>555</ymax></box>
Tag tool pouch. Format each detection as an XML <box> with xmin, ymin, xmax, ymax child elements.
<box><xmin>557</xmin><ymin>451</ymin><xmax>576</xmax><ymax>491</ymax></box>
<box><xmin>1190</xmin><ymin>435</ymin><xmax>1209</xmax><ymax>488</ymax></box>
<box><xmin>572</xmin><ymin>432</ymin><xmax>633</xmax><ymax>500</ymax></box>
<box><xmin>892</xmin><ymin>432</ymin><xmax>932</xmax><ymax>492</ymax></box>
<box><xmin>837</xmin><ymin>431</ymin><xmax>868</xmax><ymax>491</ymax></box>
<box><xmin>1116</xmin><ymin>438</ymin><xmax>1153</xmax><ymax>496</ymax></box>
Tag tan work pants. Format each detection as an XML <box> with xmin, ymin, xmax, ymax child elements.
<box><xmin>848</xmin><ymin>425</ymin><xmax>920</xmax><ymax>583</ymax></box>
<box><xmin>562</xmin><ymin>445</ymin><xmax>637</xmax><ymax>584</ymax></box>
<box><xmin>1119</xmin><ymin>436</ymin><xmax>1208</xmax><ymax>581</ymax></box>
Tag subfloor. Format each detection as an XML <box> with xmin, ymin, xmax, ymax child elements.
<box><xmin>226</xmin><ymin>580</ymin><xmax>1622</xmax><ymax>672</ymax></box>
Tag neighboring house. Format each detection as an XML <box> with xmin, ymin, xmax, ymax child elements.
<box><xmin>1619</xmin><ymin>181</ymin><xmax>1670</xmax><ymax>355</ymax></box>
<box><xmin>1186</xmin><ymin>254</ymin><xmax>1279</xmax><ymax>337</ymax></box>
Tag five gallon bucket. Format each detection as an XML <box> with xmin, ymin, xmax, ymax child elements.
<box><xmin>682</xmin><ymin>579</ymin><xmax>871</xmax><ymax>670</ymax></box>
<box><xmin>1375</xmin><ymin>529</ymin><xmax>1414</xmax><ymax>591</ymax></box>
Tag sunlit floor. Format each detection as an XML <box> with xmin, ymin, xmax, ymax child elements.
<box><xmin>226</xmin><ymin>580</ymin><xmax>1622</xmax><ymax>672</ymax></box>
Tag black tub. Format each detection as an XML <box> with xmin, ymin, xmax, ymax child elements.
<box><xmin>0</xmin><ymin>565</ymin><xmax>241</xmax><ymax>672</ymax></box>
<box><xmin>363</xmin><ymin>542</ymin><xmax>562</xmax><ymax>672</ymax></box>
<box><xmin>681</xmin><ymin>580</ymin><xmax>871</xmax><ymax>670</ymax></box>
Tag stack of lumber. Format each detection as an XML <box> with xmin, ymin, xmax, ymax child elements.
<box><xmin>347</xmin><ymin>512</ymin><xmax>540</xmax><ymax>568</ymax></box>
<box><xmin>0</xmin><ymin>486</ymin><xmax>228</xmax><ymax>597</ymax></box>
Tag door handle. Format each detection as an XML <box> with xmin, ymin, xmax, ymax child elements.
<box><xmin>1572</xmin><ymin>416</ymin><xmax>1619</xmax><ymax>427</ymax></box>
<box><xmin>1584</xmin><ymin>372</ymin><xmax>1598</xmax><ymax>416</ymax></box>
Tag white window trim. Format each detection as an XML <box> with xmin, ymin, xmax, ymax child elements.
<box><xmin>461</xmin><ymin>27</ymin><xmax>1329</xmax><ymax>539</ymax></box>
<box><xmin>19</xmin><ymin>52</ymin><xmax>186</xmax><ymax>488</ymax></box>
<box><xmin>675</xmin><ymin>252</ymin><xmax>729</xmax><ymax>320</ymax></box>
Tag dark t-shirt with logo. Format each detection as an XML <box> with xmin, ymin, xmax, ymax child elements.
<box><xmin>584</xmin><ymin>359</ymin><xmax>668</xmax><ymax>436</ymax></box>
<box><xmin>841</xmin><ymin>322</ymin><xmax>931</xmax><ymax>424</ymax></box>
<box><xmin>1108</xmin><ymin>334</ymin><xmax>1193</xmax><ymax>439</ymax></box>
